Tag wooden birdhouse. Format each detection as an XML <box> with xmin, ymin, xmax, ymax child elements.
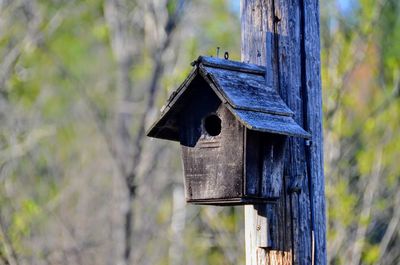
<box><xmin>147</xmin><ymin>56</ymin><xmax>310</xmax><ymax>205</ymax></box>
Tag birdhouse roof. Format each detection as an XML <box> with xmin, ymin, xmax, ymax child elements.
<box><xmin>147</xmin><ymin>56</ymin><xmax>310</xmax><ymax>141</ymax></box>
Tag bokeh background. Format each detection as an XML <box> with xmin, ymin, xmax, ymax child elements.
<box><xmin>0</xmin><ymin>0</ymin><xmax>399</xmax><ymax>264</ymax></box>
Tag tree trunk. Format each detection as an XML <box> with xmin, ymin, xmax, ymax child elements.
<box><xmin>241</xmin><ymin>1</ymin><xmax>326</xmax><ymax>264</ymax></box>
<box><xmin>169</xmin><ymin>185</ymin><xmax>186</xmax><ymax>265</ymax></box>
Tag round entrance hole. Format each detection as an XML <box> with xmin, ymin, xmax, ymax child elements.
<box><xmin>204</xmin><ymin>114</ymin><xmax>222</xmax><ymax>136</ymax></box>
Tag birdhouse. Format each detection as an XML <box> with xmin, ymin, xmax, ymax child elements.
<box><xmin>147</xmin><ymin>56</ymin><xmax>310</xmax><ymax>205</ymax></box>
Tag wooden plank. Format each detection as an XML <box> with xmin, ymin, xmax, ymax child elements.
<box><xmin>245</xmin><ymin>129</ymin><xmax>261</xmax><ymax>197</ymax></box>
<box><xmin>242</xmin><ymin>0</ymin><xmax>326</xmax><ymax>264</ymax></box>
<box><xmin>245</xmin><ymin>131</ymin><xmax>285</xmax><ymax>199</ymax></box>
<box><xmin>241</xmin><ymin>0</ymin><xmax>274</xmax><ymax>66</ymax></box>
<box><xmin>260</xmin><ymin>135</ymin><xmax>286</xmax><ymax>199</ymax></box>
<box><xmin>302</xmin><ymin>1</ymin><xmax>326</xmax><ymax>264</ymax></box>
<box><xmin>274</xmin><ymin>1</ymin><xmax>313</xmax><ymax>264</ymax></box>
<box><xmin>245</xmin><ymin>205</ymin><xmax>271</xmax><ymax>264</ymax></box>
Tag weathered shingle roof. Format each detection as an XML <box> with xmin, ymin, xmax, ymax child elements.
<box><xmin>147</xmin><ymin>56</ymin><xmax>310</xmax><ymax>141</ymax></box>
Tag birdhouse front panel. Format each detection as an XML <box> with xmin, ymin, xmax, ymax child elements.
<box><xmin>179</xmin><ymin>82</ymin><xmax>245</xmax><ymax>204</ymax></box>
<box><xmin>147</xmin><ymin>56</ymin><xmax>311</xmax><ymax>205</ymax></box>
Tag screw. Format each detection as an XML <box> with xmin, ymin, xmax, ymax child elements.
<box><xmin>256</xmin><ymin>225</ymin><xmax>261</xmax><ymax>231</ymax></box>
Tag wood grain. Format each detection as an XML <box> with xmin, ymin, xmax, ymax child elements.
<box><xmin>180</xmin><ymin>84</ymin><xmax>244</xmax><ymax>202</ymax></box>
<box><xmin>242</xmin><ymin>0</ymin><xmax>326</xmax><ymax>264</ymax></box>
<box><xmin>147</xmin><ymin>56</ymin><xmax>310</xmax><ymax>141</ymax></box>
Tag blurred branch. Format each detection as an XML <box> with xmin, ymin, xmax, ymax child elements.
<box><xmin>39</xmin><ymin>44</ymin><xmax>126</xmax><ymax>179</ymax></box>
<box><xmin>104</xmin><ymin>0</ymin><xmax>188</xmax><ymax>263</ymax></box>
<box><xmin>377</xmin><ymin>192</ymin><xmax>400</xmax><ymax>265</ymax></box>
<box><xmin>78</xmin><ymin>84</ymin><xmax>125</xmax><ymax>175</ymax></box>
<box><xmin>168</xmin><ymin>184</ymin><xmax>186</xmax><ymax>265</ymax></box>
<box><xmin>0</xmin><ymin>0</ymin><xmax>42</xmax><ymax>91</ymax></box>
<box><xmin>380</xmin><ymin>243</ymin><xmax>400</xmax><ymax>265</ymax></box>
<box><xmin>0</xmin><ymin>46</ymin><xmax>21</xmax><ymax>91</ymax></box>
<box><xmin>105</xmin><ymin>0</ymin><xmax>137</xmax><ymax>187</ymax></box>
<box><xmin>326</xmin><ymin>65</ymin><xmax>400</xmax><ymax>177</ymax></box>
<box><xmin>0</xmin><ymin>216</ymin><xmax>19</xmax><ymax>265</ymax></box>
<box><xmin>0</xmin><ymin>126</ymin><xmax>56</xmax><ymax>171</ymax></box>
<box><xmin>138</xmin><ymin>144</ymin><xmax>168</xmax><ymax>180</ymax></box>
<box><xmin>347</xmin><ymin>149</ymin><xmax>382</xmax><ymax>265</ymax></box>
<box><xmin>202</xmin><ymin>208</ymin><xmax>238</xmax><ymax>264</ymax></box>
<box><xmin>126</xmin><ymin>0</ymin><xmax>188</xmax><ymax>192</ymax></box>
<box><xmin>342</xmin><ymin>75</ymin><xmax>399</xmax><ymax>150</ymax></box>
<box><xmin>104</xmin><ymin>0</ymin><xmax>136</xmax><ymax>180</ymax></box>
<box><xmin>325</xmin><ymin>0</ymin><xmax>388</xmax><ymax>124</ymax></box>
<box><xmin>0</xmin><ymin>251</ymin><xmax>9</xmax><ymax>265</ymax></box>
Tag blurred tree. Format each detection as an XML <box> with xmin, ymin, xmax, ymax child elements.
<box><xmin>322</xmin><ymin>0</ymin><xmax>400</xmax><ymax>264</ymax></box>
<box><xmin>0</xmin><ymin>0</ymin><xmax>241</xmax><ymax>264</ymax></box>
<box><xmin>1</xmin><ymin>0</ymin><xmax>399</xmax><ymax>264</ymax></box>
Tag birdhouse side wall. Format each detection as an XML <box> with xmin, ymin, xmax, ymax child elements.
<box><xmin>245</xmin><ymin>130</ymin><xmax>286</xmax><ymax>199</ymax></box>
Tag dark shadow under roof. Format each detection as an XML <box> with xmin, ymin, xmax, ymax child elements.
<box><xmin>147</xmin><ymin>56</ymin><xmax>310</xmax><ymax>141</ymax></box>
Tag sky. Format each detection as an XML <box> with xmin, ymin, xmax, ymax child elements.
<box><xmin>228</xmin><ymin>0</ymin><xmax>240</xmax><ymax>16</ymax></box>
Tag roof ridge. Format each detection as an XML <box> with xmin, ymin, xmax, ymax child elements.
<box><xmin>193</xmin><ymin>56</ymin><xmax>265</xmax><ymax>75</ymax></box>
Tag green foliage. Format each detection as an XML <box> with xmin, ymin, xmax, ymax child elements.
<box><xmin>1</xmin><ymin>0</ymin><xmax>399</xmax><ymax>264</ymax></box>
<box><xmin>0</xmin><ymin>0</ymin><xmax>243</xmax><ymax>264</ymax></box>
<box><xmin>362</xmin><ymin>243</ymin><xmax>381</xmax><ymax>264</ymax></box>
<box><xmin>322</xmin><ymin>0</ymin><xmax>400</xmax><ymax>264</ymax></box>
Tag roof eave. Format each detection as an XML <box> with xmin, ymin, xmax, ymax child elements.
<box><xmin>146</xmin><ymin>66</ymin><xmax>200</xmax><ymax>140</ymax></box>
<box><xmin>225</xmin><ymin>105</ymin><xmax>311</xmax><ymax>139</ymax></box>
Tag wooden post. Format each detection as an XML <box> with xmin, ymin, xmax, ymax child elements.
<box><xmin>241</xmin><ymin>1</ymin><xmax>326</xmax><ymax>264</ymax></box>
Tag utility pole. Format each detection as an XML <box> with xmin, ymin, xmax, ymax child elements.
<box><xmin>241</xmin><ymin>1</ymin><xmax>326</xmax><ymax>264</ymax></box>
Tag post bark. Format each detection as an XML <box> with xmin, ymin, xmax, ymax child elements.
<box><xmin>241</xmin><ymin>1</ymin><xmax>326</xmax><ymax>264</ymax></box>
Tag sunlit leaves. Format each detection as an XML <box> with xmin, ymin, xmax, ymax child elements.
<box><xmin>323</xmin><ymin>0</ymin><xmax>400</xmax><ymax>264</ymax></box>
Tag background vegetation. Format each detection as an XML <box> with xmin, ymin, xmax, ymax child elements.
<box><xmin>0</xmin><ymin>0</ymin><xmax>399</xmax><ymax>264</ymax></box>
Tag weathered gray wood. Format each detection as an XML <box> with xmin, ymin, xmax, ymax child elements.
<box><xmin>242</xmin><ymin>0</ymin><xmax>326</xmax><ymax>264</ymax></box>
<box><xmin>197</xmin><ymin>55</ymin><xmax>266</xmax><ymax>75</ymax></box>
<box><xmin>177</xmin><ymin>76</ymin><xmax>288</xmax><ymax>205</ymax></box>
<box><xmin>242</xmin><ymin>1</ymin><xmax>278</xmax><ymax>263</ymax></box>
<box><xmin>231</xmin><ymin>108</ymin><xmax>310</xmax><ymax>138</ymax></box>
<box><xmin>245</xmin><ymin>130</ymin><xmax>286</xmax><ymax>199</ymax></box>
<box><xmin>260</xmin><ymin>135</ymin><xmax>286</xmax><ymax>198</ymax></box>
<box><xmin>202</xmin><ymin>65</ymin><xmax>294</xmax><ymax>116</ymax></box>
<box><xmin>245</xmin><ymin>130</ymin><xmax>262</xmax><ymax>196</ymax></box>
<box><xmin>245</xmin><ymin>205</ymin><xmax>271</xmax><ymax>254</ymax></box>
<box><xmin>147</xmin><ymin>57</ymin><xmax>310</xmax><ymax>141</ymax></box>
<box><xmin>146</xmin><ymin>67</ymin><xmax>199</xmax><ymax>141</ymax></box>
<box><xmin>180</xmin><ymin>84</ymin><xmax>245</xmax><ymax>202</ymax></box>
<box><xmin>302</xmin><ymin>1</ymin><xmax>326</xmax><ymax>264</ymax></box>
<box><xmin>148</xmin><ymin>55</ymin><xmax>312</xmax><ymax>205</ymax></box>
<box><xmin>274</xmin><ymin>2</ymin><xmax>312</xmax><ymax>264</ymax></box>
